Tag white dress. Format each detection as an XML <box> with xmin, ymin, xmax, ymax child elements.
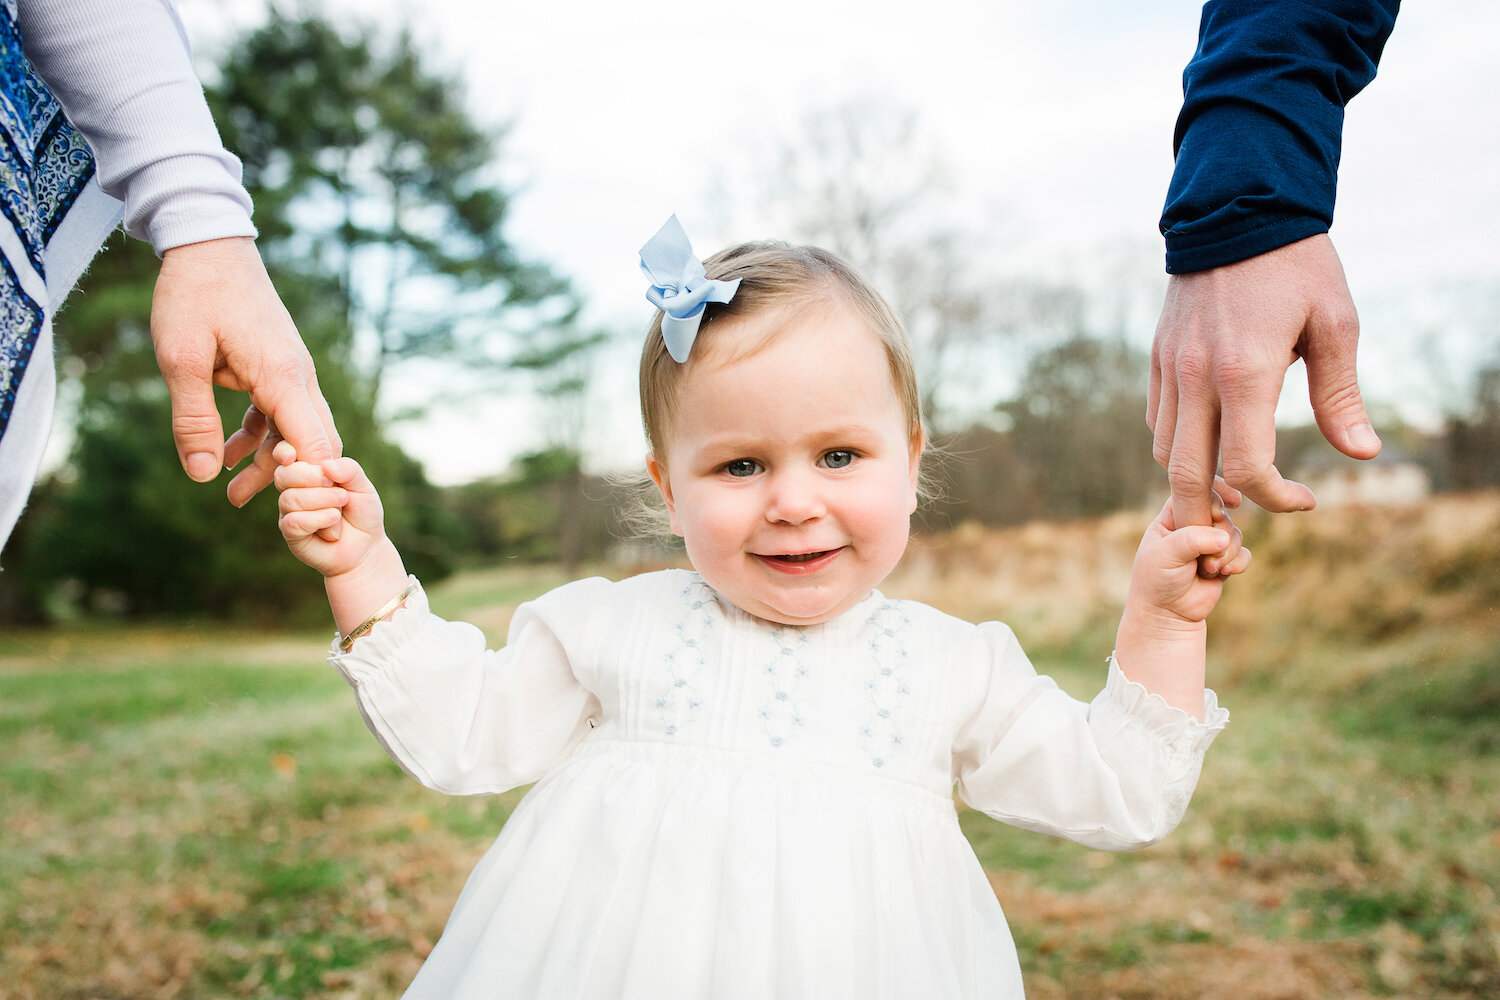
<box><xmin>330</xmin><ymin>569</ymin><xmax>1228</xmax><ymax>999</ymax></box>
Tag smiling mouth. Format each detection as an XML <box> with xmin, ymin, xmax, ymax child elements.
<box><xmin>771</xmin><ymin>550</ymin><xmax>834</xmax><ymax>563</ymax></box>
<box><xmin>755</xmin><ymin>548</ymin><xmax>843</xmax><ymax>573</ymax></box>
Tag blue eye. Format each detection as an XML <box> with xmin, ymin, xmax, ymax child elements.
<box><xmin>821</xmin><ymin>450</ymin><xmax>855</xmax><ymax>469</ymax></box>
<box><xmin>725</xmin><ymin>459</ymin><xmax>762</xmax><ymax>477</ymax></box>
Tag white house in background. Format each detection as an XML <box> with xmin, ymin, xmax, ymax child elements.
<box><xmin>1297</xmin><ymin>447</ymin><xmax>1432</xmax><ymax>508</ymax></box>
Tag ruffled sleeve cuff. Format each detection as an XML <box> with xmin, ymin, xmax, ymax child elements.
<box><xmin>1096</xmin><ymin>653</ymin><xmax>1228</xmax><ymax>757</ymax></box>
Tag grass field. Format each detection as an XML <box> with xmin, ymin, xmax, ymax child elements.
<box><xmin>3</xmin><ymin>494</ymin><xmax>1497</xmax><ymax>999</ymax></box>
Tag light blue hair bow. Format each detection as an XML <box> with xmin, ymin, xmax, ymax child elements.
<box><xmin>639</xmin><ymin>215</ymin><xmax>740</xmax><ymax>363</ymax></box>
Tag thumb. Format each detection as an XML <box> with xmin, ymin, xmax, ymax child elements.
<box><xmin>322</xmin><ymin>457</ymin><xmax>381</xmax><ymax>501</ymax></box>
<box><xmin>323</xmin><ymin>458</ymin><xmax>383</xmax><ymax>531</ymax></box>
<box><xmin>157</xmin><ymin>337</ymin><xmax>226</xmax><ymax>482</ymax></box>
<box><xmin>1305</xmin><ymin>308</ymin><xmax>1381</xmax><ymax>461</ymax></box>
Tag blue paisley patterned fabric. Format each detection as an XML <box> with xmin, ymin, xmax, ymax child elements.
<box><xmin>0</xmin><ymin>0</ymin><xmax>96</xmax><ymax>444</ymax></box>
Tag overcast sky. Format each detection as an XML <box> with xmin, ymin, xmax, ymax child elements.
<box><xmin>177</xmin><ymin>0</ymin><xmax>1500</xmax><ymax>484</ymax></box>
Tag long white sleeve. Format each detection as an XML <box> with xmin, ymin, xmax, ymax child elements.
<box><xmin>328</xmin><ymin>580</ymin><xmax>605</xmax><ymax>796</ymax></box>
<box><xmin>16</xmin><ymin>0</ymin><xmax>255</xmax><ymax>253</ymax></box>
<box><xmin>951</xmin><ymin>623</ymin><xmax>1228</xmax><ymax>851</ymax></box>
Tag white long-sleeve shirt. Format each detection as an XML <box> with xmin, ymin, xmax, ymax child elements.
<box><xmin>0</xmin><ymin>0</ymin><xmax>257</xmax><ymax>550</ymax></box>
<box><xmin>17</xmin><ymin>0</ymin><xmax>255</xmax><ymax>252</ymax></box>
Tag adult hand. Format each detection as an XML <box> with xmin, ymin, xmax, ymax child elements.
<box><xmin>1149</xmin><ymin>233</ymin><xmax>1382</xmax><ymax>534</ymax></box>
<box><xmin>150</xmin><ymin>236</ymin><xmax>341</xmax><ymax>506</ymax></box>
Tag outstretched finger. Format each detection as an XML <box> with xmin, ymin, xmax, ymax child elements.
<box><xmin>1165</xmin><ymin>399</ymin><xmax>1220</xmax><ymax>530</ymax></box>
<box><xmin>307</xmin><ymin>373</ymin><xmax>343</xmax><ymax>458</ymax></box>
<box><xmin>257</xmin><ymin>378</ymin><xmax>337</xmax><ymax>464</ymax></box>
<box><xmin>1219</xmin><ymin>392</ymin><xmax>1315</xmax><ymax>513</ymax></box>
<box><xmin>1200</xmin><ymin>492</ymin><xmax>1241</xmax><ymax>576</ymax></box>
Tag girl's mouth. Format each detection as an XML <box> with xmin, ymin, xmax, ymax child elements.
<box><xmin>756</xmin><ymin>548</ymin><xmax>842</xmax><ymax>574</ymax></box>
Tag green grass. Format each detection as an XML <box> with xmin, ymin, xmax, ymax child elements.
<box><xmin>1333</xmin><ymin>649</ymin><xmax>1500</xmax><ymax>761</ymax></box>
<box><xmin>0</xmin><ymin>659</ymin><xmax>339</xmax><ymax>742</ymax></box>
<box><xmin>0</xmin><ymin>567</ymin><xmax>566</xmax><ymax>999</ymax></box>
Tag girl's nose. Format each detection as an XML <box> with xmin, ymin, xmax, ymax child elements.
<box><xmin>764</xmin><ymin>469</ymin><xmax>826</xmax><ymax>525</ymax></box>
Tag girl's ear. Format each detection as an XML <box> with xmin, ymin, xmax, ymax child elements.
<box><xmin>646</xmin><ymin>452</ymin><xmax>685</xmax><ymax>536</ymax></box>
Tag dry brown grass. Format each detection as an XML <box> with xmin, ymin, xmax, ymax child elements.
<box><xmin>891</xmin><ymin>510</ymin><xmax>1146</xmax><ymax>644</ymax></box>
<box><xmin>907</xmin><ymin>491</ymin><xmax>1500</xmax><ymax>999</ymax></box>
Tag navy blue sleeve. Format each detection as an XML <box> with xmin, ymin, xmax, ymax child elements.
<box><xmin>1159</xmin><ymin>0</ymin><xmax>1400</xmax><ymax>274</ymax></box>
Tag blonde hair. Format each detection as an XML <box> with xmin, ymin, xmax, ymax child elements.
<box><xmin>639</xmin><ymin>240</ymin><xmax>924</xmax><ymax>459</ymax></box>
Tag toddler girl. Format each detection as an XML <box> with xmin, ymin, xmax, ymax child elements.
<box><xmin>275</xmin><ymin>216</ymin><xmax>1247</xmax><ymax>998</ymax></box>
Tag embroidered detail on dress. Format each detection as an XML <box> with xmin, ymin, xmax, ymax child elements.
<box><xmin>657</xmin><ymin>578</ymin><xmax>716</xmax><ymax>736</ymax></box>
<box><xmin>757</xmin><ymin>625</ymin><xmax>809</xmax><ymax>748</ymax></box>
<box><xmin>858</xmin><ymin>603</ymin><xmax>911</xmax><ymax>768</ymax></box>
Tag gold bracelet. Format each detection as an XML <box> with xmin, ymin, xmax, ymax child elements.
<box><xmin>339</xmin><ymin>580</ymin><xmax>419</xmax><ymax>653</ymax></box>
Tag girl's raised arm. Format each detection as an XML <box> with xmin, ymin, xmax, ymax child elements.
<box><xmin>1113</xmin><ymin>497</ymin><xmax>1250</xmax><ymax>721</ymax></box>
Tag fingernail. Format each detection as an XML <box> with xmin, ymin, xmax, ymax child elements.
<box><xmin>1349</xmin><ymin>422</ymin><xmax>1380</xmax><ymax>452</ymax></box>
<box><xmin>186</xmin><ymin>452</ymin><xmax>219</xmax><ymax>482</ymax></box>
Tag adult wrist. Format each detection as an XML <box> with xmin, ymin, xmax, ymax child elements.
<box><xmin>1163</xmin><ymin>215</ymin><xmax>1329</xmax><ymax>275</ymax></box>
<box><xmin>159</xmin><ymin>234</ymin><xmax>260</xmax><ymax>264</ymax></box>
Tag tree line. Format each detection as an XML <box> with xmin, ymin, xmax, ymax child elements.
<box><xmin>3</xmin><ymin>12</ymin><xmax>1496</xmax><ymax>625</ymax></box>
